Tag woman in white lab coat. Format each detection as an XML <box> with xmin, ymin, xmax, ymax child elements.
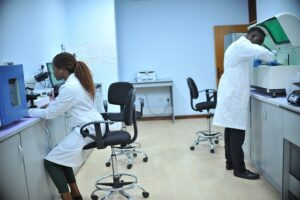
<box><xmin>29</xmin><ymin>52</ymin><xmax>102</xmax><ymax>200</ymax></box>
<box><xmin>213</xmin><ymin>27</ymin><xmax>275</xmax><ymax>180</ymax></box>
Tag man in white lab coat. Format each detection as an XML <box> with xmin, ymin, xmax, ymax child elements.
<box><xmin>29</xmin><ymin>52</ymin><xmax>103</xmax><ymax>200</ymax></box>
<box><xmin>213</xmin><ymin>27</ymin><xmax>275</xmax><ymax>180</ymax></box>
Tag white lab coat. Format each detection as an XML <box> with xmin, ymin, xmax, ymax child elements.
<box><xmin>29</xmin><ymin>73</ymin><xmax>103</xmax><ymax>167</ymax></box>
<box><xmin>213</xmin><ymin>36</ymin><xmax>275</xmax><ymax>130</ymax></box>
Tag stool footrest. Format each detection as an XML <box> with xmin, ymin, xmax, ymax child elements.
<box><xmin>91</xmin><ymin>173</ymin><xmax>149</xmax><ymax>199</ymax></box>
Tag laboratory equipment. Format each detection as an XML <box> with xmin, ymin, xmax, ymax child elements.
<box><xmin>287</xmin><ymin>90</ymin><xmax>300</xmax><ymax>106</ymax></box>
<box><xmin>0</xmin><ymin>65</ymin><xmax>27</xmax><ymax>127</ymax></box>
<box><xmin>136</xmin><ymin>70</ymin><xmax>156</xmax><ymax>82</ymax></box>
<box><xmin>287</xmin><ymin>82</ymin><xmax>300</xmax><ymax>106</ymax></box>
<box><xmin>250</xmin><ymin>12</ymin><xmax>300</xmax><ymax>97</ymax></box>
<box><xmin>34</xmin><ymin>71</ymin><xmax>49</xmax><ymax>82</ymax></box>
<box><xmin>46</xmin><ymin>62</ymin><xmax>65</xmax><ymax>96</ymax></box>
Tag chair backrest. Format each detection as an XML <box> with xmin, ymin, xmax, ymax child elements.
<box><xmin>187</xmin><ymin>77</ymin><xmax>199</xmax><ymax>99</ymax></box>
<box><xmin>124</xmin><ymin>88</ymin><xmax>138</xmax><ymax>144</ymax></box>
<box><xmin>187</xmin><ymin>77</ymin><xmax>199</xmax><ymax>111</ymax></box>
<box><xmin>123</xmin><ymin>88</ymin><xmax>136</xmax><ymax>126</ymax></box>
<box><xmin>106</xmin><ymin>81</ymin><xmax>143</xmax><ymax>120</ymax></box>
<box><xmin>80</xmin><ymin>88</ymin><xmax>137</xmax><ymax>149</ymax></box>
<box><xmin>108</xmin><ymin>82</ymin><xmax>134</xmax><ymax>107</ymax></box>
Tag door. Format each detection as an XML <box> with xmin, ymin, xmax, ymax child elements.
<box><xmin>250</xmin><ymin>98</ymin><xmax>263</xmax><ymax>166</ymax></box>
<box><xmin>214</xmin><ymin>24</ymin><xmax>248</xmax><ymax>86</ymax></box>
<box><xmin>262</xmin><ymin>103</ymin><xmax>283</xmax><ymax>188</ymax></box>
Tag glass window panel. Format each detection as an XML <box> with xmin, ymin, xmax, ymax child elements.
<box><xmin>261</xmin><ymin>17</ymin><xmax>289</xmax><ymax>44</ymax></box>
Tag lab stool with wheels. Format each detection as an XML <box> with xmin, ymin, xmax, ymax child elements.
<box><xmin>187</xmin><ymin>77</ymin><xmax>222</xmax><ymax>153</ymax></box>
<box><xmin>102</xmin><ymin>81</ymin><xmax>148</xmax><ymax>169</ymax></box>
<box><xmin>80</xmin><ymin>89</ymin><xmax>149</xmax><ymax>200</ymax></box>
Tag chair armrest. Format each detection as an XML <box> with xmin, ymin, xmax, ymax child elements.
<box><xmin>101</xmin><ymin>112</ymin><xmax>110</xmax><ymax>120</ymax></box>
<box><xmin>80</xmin><ymin>120</ymin><xmax>113</xmax><ymax>149</ymax></box>
<box><xmin>136</xmin><ymin>98</ymin><xmax>144</xmax><ymax>119</ymax></box>
<box><xmin>199</xmin><ymin>89</ymin><xmax>217</xmax><ymax>103</ymax></box>
<box><xmin>103</xmin><ymin>100</ymin><xmax>108</xmax><ymax>112</ymax></box>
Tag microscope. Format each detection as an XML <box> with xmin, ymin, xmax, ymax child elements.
<box><xmin>26</xmin><ymin>66</ymin><xmax>49</xmax><ymax>108</ymax></box>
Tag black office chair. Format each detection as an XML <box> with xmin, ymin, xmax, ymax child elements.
<box><xmin>187</xmin><ymin>77</ymin><xmax>222</xmax><ymax>153</ymax></box>
<box><xmin>80</xmin><ymin>88</ymin><xmax>149</xmax><ymax>200</ymax></box>
<box><xmin>102</xmin><ymin>82</ymin><xmax>148</xmax><ymax>169</ymax></box>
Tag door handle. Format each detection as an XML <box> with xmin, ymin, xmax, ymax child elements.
<box><xmin>44</xmin><ymin>126</ymin><xmax>51</xmax><ymax>148</ymax></box>
<box><xmin>18</xmin><ymin>144</ymin><xmax>23</xmax><ymax>162</ymax></box>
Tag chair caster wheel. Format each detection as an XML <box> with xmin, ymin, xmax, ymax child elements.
<box><xmin>133</xmin><ymin>153</ymin><xmax>138</xmax><ymax>157</ymax></box>
<box><xmin>105</xmin><ymin>162</ymin><xmax>111</xmax><ymax>167</ymax></box>
<box><xmin>210</xmin><ymin>149</ymin><xmax>215</xmax><ymax>153</ymax></box>
<box><xmin>143</xmin><ymin>157</ymin><xmax>148</xmax><ymax>162</ymax></box>
<box><xmin>190</xmin><ymin>146</ymin><xmax>195</xmax><ymax>150</ymax></box>
<box><xmin>142</xmin><ymin>191</ymin><xmax>149</xmax><ymax>198</ymax></box>
<box><xmin>215</xmin><ymin>140</ymin><xmax>219</xmax><ymax>144</ymax></box>
<box><xmin>91</xmin><ymin>194</ymin><xmax>98</xmax><ymax>200</ymax></box>
<box><xmin>127</xmin><ymin>164</ymin><xmax>132</xmax><ymax>169</ymax></box>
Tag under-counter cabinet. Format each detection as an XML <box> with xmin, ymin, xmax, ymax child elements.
<box><xmin>0</xmin><ymin>121</ymin><xmax>56</xmax><ymax>200</ymax></box>
<box><xmin>282</xmin><ymin>109</ymin><xmax>300</xmax><ymax>200</ymax></box>
<box><xmin>0</xmin><ymin>133</ymin><xmax>29</xmax><ymax>200</ymax></box>
<box><xmin>250</xmin><ymin>98</ymin><xmax>283</xmax><ymax>192</ymax></box>
<box><xmin>20</xmin><ymin>121</ymin><xmax>57</xmax><ymax>199</ymax></box>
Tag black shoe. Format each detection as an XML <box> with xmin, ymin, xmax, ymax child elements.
<box><xmin>226</xmin><ymin>163</ymin><xmax>233</xmax><ymax>170</ymax></box>
<box><xmin>234</xmin><ymin>170</ymin><xmax>260</xmax><ymax>180</ymax></box>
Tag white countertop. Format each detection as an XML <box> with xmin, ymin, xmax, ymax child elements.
<box><xmin>0</xmin><ymin>117</ymin><xmax>41</xmax><ymax>142</ymax></box>
<box><xmin>250</xmin><ymin>90</ymin><xmax>300</xmax><ymax>114</ymax></box>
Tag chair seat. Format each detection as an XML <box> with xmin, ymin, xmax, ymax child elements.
<box><xmin>103</xmin><ymin>131</ymin><xmax>131</xmax><ymax>146</ymax></box>
<box><xmin>195</xmin><ymin>101</ymin><xmax>216</xmax><ymax>111</ymax></box>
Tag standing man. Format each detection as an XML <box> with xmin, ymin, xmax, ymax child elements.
<box><xmin>213</xmin><ymin>27</ymin><xmax>275</xmax><ymax>180</ymax></box>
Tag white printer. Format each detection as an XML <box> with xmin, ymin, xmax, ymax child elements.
<box><xmin>136</xmin><ymin>70</ymin><xmax>156</xmax><ymax>82</ymax></box>
<box><xmin>250</xmin><ymin>12</ymin><xmax>300</xmax><ymax>97</ymax></box>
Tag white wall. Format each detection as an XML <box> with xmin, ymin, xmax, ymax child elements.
<box><xmin>64</xmin><ymin>0</ymin><xmax>119</xmax><ymax>100</ymax></box>
<box><xmin>1</xmin><ymin>0</ymin><xmax>299</xmax><ymax>116</ymax></box>
<box><xmin>0</xmin><ymin>0</ymin><xmax>118</xmax><ymax>101</ymax></box>
<box><xmin>0</xmin><ymin>0</ymin><xmax>66</xmax><ymax>83</ymax></box>
<box><xmin>115</xmin><ymin>0</ymin><xmax>249</xmax><ymax>116</ymax></box>
<box><xmin>257</xmin><ymin>0</ymin><xmax>300</xmax><ymax>21</ymax></box>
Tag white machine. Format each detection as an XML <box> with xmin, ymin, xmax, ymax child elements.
<box><xmin>250</xmin><ymin>12</ymin><xmax>300</xmax><ymax>97</ymax></box>
<box><xmin>136</xmin><ymin>70</ymin><xmax>156</xmax><ymax>82</ymax></box>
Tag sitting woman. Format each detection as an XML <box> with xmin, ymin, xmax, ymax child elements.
<box><xmin>29</xmin><ymin>52</ymin><xmax>102</xmax><ymax>200</ymax></box>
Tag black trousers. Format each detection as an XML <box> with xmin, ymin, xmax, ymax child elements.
<box><xmin>224</xmin><ymin>127</ymin><xmax>246</xmax><ymax>173</ymax></box>
<box><xmin>44</xmin><ymin>159</ymin><xmax>76</xmax><ymax>193</ymax></box>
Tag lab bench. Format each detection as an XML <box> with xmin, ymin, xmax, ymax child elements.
<box><xmin>0</xmin><ymin>116</ymin><xmax>91</xmax><ymax>200</ymax></box>
<box><xmin>132</xmin><ymin>79</ymin><xmax>175</xmax><ymax>122</ymax></box>
<box><xmin>248</xmin><ymin>90</ymin><xmax>300</xmax><ymax>200</ymax></box>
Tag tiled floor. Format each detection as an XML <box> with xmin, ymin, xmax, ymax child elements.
<box><xmin>76</xmin><ymin>118</ymin><xmax>280</xmax><ymax>200</ymax></box>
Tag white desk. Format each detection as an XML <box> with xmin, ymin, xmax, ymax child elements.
<box><xmin>132</xmin><ymin>79</ymin><xmax>174</xmax><ymax>122</ymax></box>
